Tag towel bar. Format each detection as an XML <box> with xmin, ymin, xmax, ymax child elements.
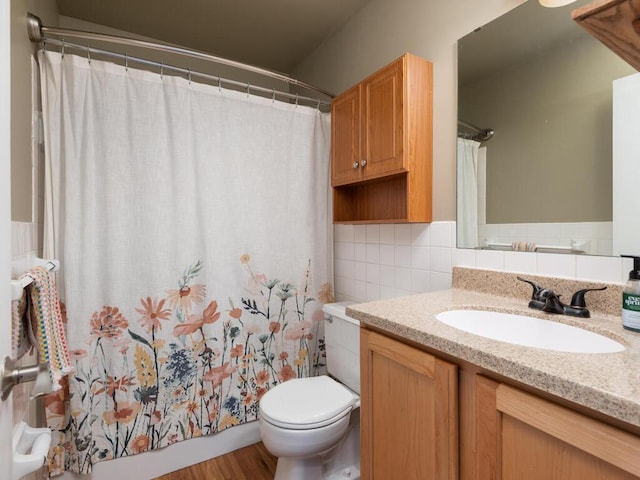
<box><xmin>10</xmin><ymin>257</ymin><xmax>59</xmax><ymax>301</ymax></box>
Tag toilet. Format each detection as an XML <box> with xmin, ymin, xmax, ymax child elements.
<box><xmin>259</xmin><ymin>301</ymin><xmax>361</xmax><ymax>480</ymax></box>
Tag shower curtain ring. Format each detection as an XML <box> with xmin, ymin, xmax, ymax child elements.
<box><xmin>124</xmin><ymin>53</ymin><xmax>128</xmax><ymax>72</ymax></box>
<box><xmin>160</xmin><ymin>62</ymin><xmax>164</xmax><ymax>79</ymax></box>
<box><xmin>188</xmin><ymin>69</ymin><xmax>191</xmax><ymax>85</ymax></box>
<box><xmin>272</xmin><ymin>88</ymin><xmax>276</xmax><ymax>102</ymax></box>
<box><xmin>218</xmin><ymin>77</ymin><xmax>222</xmax><ymax>92</ymax></box>
<box><xmin>87</xmin><ymin>46</ymin><xmax>91</xmax><ymax>64</ymax></box>
<box><xmin>295</xmin><ymin>93</ymin><xmax>299</xmax><ymax>107</ymax></box>
<box><xmin>61</xmin><ymin>40</ymin><xmax>64</xmax><ymax>59</ymax></box>
<box><xmin>246</xmin><ymin>83</ymin><xmax>250</xmax><ymax>97</ymax></box>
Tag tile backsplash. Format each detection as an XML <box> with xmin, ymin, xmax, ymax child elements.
<box><xmin>334</xmin><ymin>221</ymin><xmax>630</xmax><ymax>304</ymax></box>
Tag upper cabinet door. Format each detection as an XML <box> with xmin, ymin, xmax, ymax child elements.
<box><xmin>361</xmin><ymin>57</ymin><xmax>405</xmax><ymax>179</ymax></box>
<box><xmin>331</xmin><ymin>84</ymin><xmax>361</xmax><ymax>186</ymax></box>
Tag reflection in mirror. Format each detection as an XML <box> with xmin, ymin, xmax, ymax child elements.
<box><xmin>457</xmin><ymin>0</ymin><xmax>635</xmax><ymax>256</ymax></box>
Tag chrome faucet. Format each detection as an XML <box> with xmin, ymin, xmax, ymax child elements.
<box><xmin>517</xmin><ymin>277</ymin><xmax>606</xmax><ymax>318</ymax></box>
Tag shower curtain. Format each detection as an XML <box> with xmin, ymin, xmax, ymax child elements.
<box><xmin>457</xmin><ymin>138</ymin><xmax>482</xmax><ymax>248</ymax></box>
<box><xmin>38</xmin><ymin>50</ymin><xmax>332</xmax><ymax>475</ymax></box>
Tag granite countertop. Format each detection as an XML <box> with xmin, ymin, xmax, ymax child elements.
<box><xmin>347</xmin><ymin>288</ymin><xmax>640</xmax><ymax>428</ymax></box>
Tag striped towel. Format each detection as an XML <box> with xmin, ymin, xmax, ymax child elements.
<box><xmin>11</xmin><ymin>293</ymin><xmax>33</xmax><ymax>360</ymax></box>
<box><xmin>20</xmin><ymin>266</ymin><xmax>73</xmax><ymax>390</ymax></box>
<box><xmin>511</xmin><ymin>241</ymin><xmax>537</xmax><ymax>252</ymax></box>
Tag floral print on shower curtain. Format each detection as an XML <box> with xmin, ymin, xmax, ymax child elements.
<box><xmin>45</xmin><ymin>257</ymin><xmax>333</xmax><ymax>474</ymax></box>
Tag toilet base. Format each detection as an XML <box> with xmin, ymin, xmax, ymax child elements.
<box><xmin>274</xmin><ymin>456</ymin><xmax>324</xmax><ymax>480</ymax></box>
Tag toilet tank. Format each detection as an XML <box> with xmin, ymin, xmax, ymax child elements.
<box><xmin>322</xmin><ymin>302</ymin><xmax>360</xmax><ymax>394</ymax></box>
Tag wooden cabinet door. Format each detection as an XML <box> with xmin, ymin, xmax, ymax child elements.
<box><xmin>360</xmin><ymin>329</ymin><xmax>458</xmax><ymax>480</ymax></box>
<box><xmin>476</xmin><ymin>375</ymin><xmax>640</xmax><ymax>480</ymax></box>
<box><xmin>331</xmin><ymin>84</ymin><xmax>361</xmax><ymax>186</ymax></box>
<box><xmin>361</xmin><ymin>57</ymin><xmax>405</xmax><ymax>180</ymax></box>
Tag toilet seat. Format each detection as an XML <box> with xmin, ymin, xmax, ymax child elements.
<box><xmin>260</xmin><ymin>375</ymin><xmax>357</xmax><ymax>430</ymax></box>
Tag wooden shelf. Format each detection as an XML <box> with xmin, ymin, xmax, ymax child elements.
<box><xmin>573</xmin><ymin>0</ymin><xmax>640</xmax><ymax>71</ymax></box>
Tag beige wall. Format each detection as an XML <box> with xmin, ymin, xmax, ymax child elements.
<box><xmin>10</xmin><ymin>0</ymin><xmax>58</xmax><ymax>222</ymax></box>
<box><xmin>460</xmin><ymin>34</ymin><xmax>634</xmax><ymax>224</ymax></box>
<box><xmin>292</xmin><ymin>0</ymin><xmax>526</xmax><ymax>221</ymax></box>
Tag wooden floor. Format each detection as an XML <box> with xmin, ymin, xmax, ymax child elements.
<box><xmin>154</xmin><ymin>442</ymin><xmax>277</xmax><ymax>480</ymax></box>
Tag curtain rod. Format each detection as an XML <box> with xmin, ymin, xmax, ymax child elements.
<box><xmin>457</xmin><ymin>119</ymin><xmax>494</xmax><ymax>142</ymax></box>
<box><xmin>26</xmin><ymin>13</ymin><xmax>335</xmax><ymax>100</ymax></box>
<box><xmin>40</xmin><ymin>38</ymin><xmax>331</xmax><ymax>109</ymax></box>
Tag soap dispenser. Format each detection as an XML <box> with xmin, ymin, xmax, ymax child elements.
<box><xmin>621</xmin><ymin>255</ymin><xmax>640</xmax><ymax>332</ymax></box>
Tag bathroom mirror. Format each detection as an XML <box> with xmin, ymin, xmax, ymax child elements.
<box><xmin>457</xmin><ymin>0</ymin><xmax>635</xmax><ymax>255</ymax></box>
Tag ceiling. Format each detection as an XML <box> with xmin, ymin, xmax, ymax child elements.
<box><xmin>56</xmin><ymin>0</ymin><xmax>371</xmax><ymax>74</ymax></box>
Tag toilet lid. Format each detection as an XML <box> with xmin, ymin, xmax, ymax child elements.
<box><xmin>260</xmin><ymin>375</ymin><xmax>357</xmax><ymax>430</ymax></box>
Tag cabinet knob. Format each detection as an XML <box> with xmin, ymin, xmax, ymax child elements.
<box><xmin>361</xmin><ymin>159</ymin><xmax>367</xmax><ymax>167</ymax></box>
<box><xmin>353</xmin><ymin>161</ymin><xmax>359</xmax><ymax>169</ymax></box>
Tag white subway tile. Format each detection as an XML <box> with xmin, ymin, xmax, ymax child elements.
<box><xmin>379</xmin><ymin>244</ymin><xmax>395</xmax><ymax>266</ymax></box>
<box><xmin>335</xmin><ymin>241</ymin><xmax>354</xmax><ymax>260</ymax></box>
<box><xmin>365</xmin><ymin>283</ymin><xmax>380</xmax><ymax>301</ymax></box>
<box><xmin>379</xmin><ymin>285</ymin><xmax>396</xmax><ymax>299</ymax></box>
<box><xmin>411</xmin><ymin>269</ymin><xmax>430</xmax><ymax>293</ymax></box>
<box><xmin>366</xmin><ymin>244</ymin><xmax>380</xmax><ymax>264</ymax></box>
<box><xmin>394</xmin><ymin>224</ymin><xmax>411</xmax><ymax>245</ymax></box>
<box><xmin>576</xmin><ymin>255</ymin><xmax>623</xmax><ymax>283</ymax></box>
<box><xmin>354</xmin><ymin>261</ymin><xmax>367</xmax><ymax>281</ymax></box>
<box><xmin>366</xmin><ymin>225</ymin><xmax>380</xmax><ymax>244</ymax></box>
<box><xmin>335</xmin><ymin>259</ymin><xmax>354</xmax><ymax>279</ymax></box>
<box><xmin>394</xmin><ymin>245</ymin><xmax>411</xmax><ymax>268</ymax></box>
<box><xmin>504</xmin><ymin>251</ymin><xmax>537</xmax><ymax>275</ymax></box>
<box><xmin>354</xmin><ymin>243</ymin><xmax>367</xmax><ymax>262</ymax></box>
<box><xmin>354</xmin><ymin>225</ymin><xmax>367</xmax><ymax>243</ymax></box>
<box><xmin>379</xmin><ymin>265</ymin><xmax>395</xmax><ymax>287</ymax></box>
<box><xmin>366</xmin><ymin>263</ymin><xmax>380</xmax><ymax>284</ymax></box>
<box><xmin>395</xmin><ymin>267</ymin><xmax>411</xmax><ymax>291</ymax></box>
<box><xmin>411</xmin><ymin>223</ymin><xmax>430</xmax><ymax>246</ymax></box>
<box><xmin>537</xmin><ymin>253</ymin><xmax>576</xmax><ymax>279</ymax></box>
<box><xmin>411</xmin><ymin>246</ymin><xmax>429</xmax><ymax>270</ymax></box>
<box><xmin>476</xmin><ymin>250</ymin><xmax>505</xmax><ymax>271</ymax></box>
<box><xmin>430</xmin><ymin>222</ymin><xmax>452</xmax><ymax>247</ymax></box>
<box><xmin>430</xmin><ymin>271</ymin><xmax>453</xmax><ymax>292</ymax></box>
<box><xmin>430</xmin><ymin>246</ymin><xmax>452</xmax><ymax>273</ymax></box>
<box><xmin>453</xmin><ymin>248</ymin><xmax>476</xmax><ymax>268</ymax></box>
<box><xmin>379</xmin><ymin>224</ymin><xmax>395</xmax><ymax>244</ymax></box>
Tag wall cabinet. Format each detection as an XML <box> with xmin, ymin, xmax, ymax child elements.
<box><xmin>360</xmin><ymin>329</ymin><xmax>458</xmax><ymax>479</ymax></box>
<box><xmin>332</xmin><ymin>53</ymin><xmax>433</xmax><ymax>223</ymax></box>
<box><xmin>361</xmin><ymin>328</ymin><xmax>640</xmax><ymax>480</ymax></box>
<box><xmin>573</xmin><ymin>0</ymin><xmax>640</xmax><ymax>71</ymax></box>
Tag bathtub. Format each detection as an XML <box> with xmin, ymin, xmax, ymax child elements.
<box><xmin>58</xmin><ymin>422</ymin><xmax>260</xmax><ymax>480</ymax></box>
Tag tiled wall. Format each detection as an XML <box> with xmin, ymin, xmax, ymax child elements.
<box><xmin>482</xmin><ymin>221</ymin><xmax>613</xmax><ymax>256</ymax></box>
<box><xmin>334</xmin><ymin>222</ymin><xmax>456</xmax><ymax>302</ymax></box>
<box><xmin>334</xmin><ymin>221</ymin><xmax>630</xmax><ymax>304</ymax></box>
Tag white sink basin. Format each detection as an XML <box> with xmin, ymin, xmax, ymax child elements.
<box><xmin>435</xmin><ymin>310</ymin><xmax>624</xmax><ymax>353</ymax></box>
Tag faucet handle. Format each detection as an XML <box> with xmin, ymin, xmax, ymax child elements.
<box><xmin>517</xmin><ymin>276</ymin><xmax>543</xmax><ymax>300</ymax></box>
<box><xmin>570</xmin><ymin>286</ymin><xmax>607</xmax><ymax>308</ymax></box>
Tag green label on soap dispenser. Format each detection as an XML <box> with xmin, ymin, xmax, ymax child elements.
<box><xmin>623</xmin><ymin>293</ymin><xmax>640</xmax><ymax>330</ymax></box>
<box><xmin>623</xmin><ymin>293</ymin><xmax>640</xmax><ymax>311</ymax></box>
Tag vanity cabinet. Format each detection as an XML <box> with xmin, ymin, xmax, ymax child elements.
<box><xmin>573</xmin><ymin>0</ymin><xmax>640</xmax><ymax>71</ymax></box>
<box><xmin>472</xmin><ymin>375</ymin><xmax>640</xmax><ymax>479</ymax></box>
<box><xmin>360</xmin><ymin>328</ymin><xmax>458</xmax><ymax>479</ymax></box>
<box><xmin>332</xmin><ymin>53</ymin><xmax>433</xmax><ymax>223</ymax></box>
<box><xmin>361</xmin><ymin>328</ymin><xmax>640</xmax><ymax>480</ymax></box>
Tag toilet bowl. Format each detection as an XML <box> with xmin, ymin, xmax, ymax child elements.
<box><xmin>259</xmin><ymin>302</ymin><xmax>361</xmax><ymax>480</ymax></box>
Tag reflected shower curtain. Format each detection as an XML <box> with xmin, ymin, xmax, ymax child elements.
<box><xmin>457</xmin><ymin>138</ymin><xmax>481</xmax><ymax>248</ymax></box>
<box><xmin>39</xmin><ymin>50</ymin><xmax>332</xmax><ymax>475</ymax></box>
